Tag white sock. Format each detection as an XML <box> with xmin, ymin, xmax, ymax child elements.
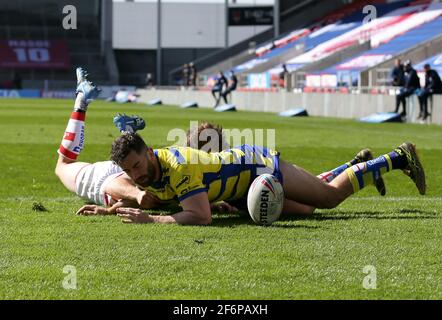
<box><xmin>74</xmin><ymin>92</ymin><xmax>87</xmax><ymax>112</ymax></box>
<box><xmin>57</xmin><ymin>110</ymin><xmax>86</xmax><ymax>160</ymax></box>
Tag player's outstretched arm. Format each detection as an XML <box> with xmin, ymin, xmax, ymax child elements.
<box><xmin>105</xmin><ymin>174</ymin><xmax>159</xmax><ymax>209</ymax></box>
<box><xmin>76</xmin><ymin>198</ymin><xmax>140</xmax><ymax>216</ymax></box>
<box><xmin>116</xmin><ymin>192</ymin><xmax>212</xmax><ymax>225</ymax></box>
<box><xmin>211</xmin><ymin>201</ymin><xmax>238</xmax><ymax>213</ymax></box>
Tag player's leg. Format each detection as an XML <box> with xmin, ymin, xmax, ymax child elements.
<box><xmin>280</xmin><ymin>143</ymin><xmax>425</xmax><ymax>209</ymax></box>
<box><xmin>394</xmin><ymin>92</ymin><xmax>402</xmax><ymax>113</ymax></box>
<box><xmin>417</xmin><ymin>90</ymin><xmax>425</xmax><ymax>119</ymax></box>
<box><xmin>221</xmin><ymin>87</ymin><xmax>231</xmax><ymax>104</ymax></box>
<box><xmin>395</xmin><ymin>90</ymin><xmax>407</xmax><ymax>115</ymax></box>
<box><xmin>401</xmin><ymin>89</ymin><xmax>415</xmax><ymax>116</ymax></box>
<box><xmin>214</xmin><ymin>89</ymin><xmax>222</xmax><ymax>108</ymax></box>
<box><xmin>317</xmin><ymin>149</ymin><xmax>371</xmax><ymax>183</ymax></box>
<box><xmin>317</xmin><ymin>149</ymin><xmax>386</xmax><ymax>196</ymax></box>
<box><xmin>420</xmin><ymin>89</ymin><xmax>430</xmax><ymax>119</ymax></box>
<box><xmin>280</xmin><ymin>161</ymin><xmax>348</xmax><ymax>209</ymax></box>
<box><xmin>399</xmin><ymin>93</ymin><xmax>407</xmax><ymax>115</ymax></box>
<box><xmin>283</xmin><ymin>149</ymin><xmax>383</xmax><ymax>215</ymax></box>
<box><xmin>282</xmin><ymin>198</ymin><xmax>315</xmax><ymax>215</ymax></box>
<box><xmin>55</xmin><ymin>158</ymin><xmax>90</xmax><ymax>193</ymax></box>
<box><xmin>211</xmin><ymin>87</ymin><xmax>219</xmax><ymax>101</ymax></box>
<box><xmin>55</xmin><ymin>67</ymin><xmax>100</xmax><ymax>192</ymax></box>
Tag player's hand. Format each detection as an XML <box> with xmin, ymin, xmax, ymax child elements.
<box><xmin>116</xmin><ymin>207</ymin><xmax>154</xmax><ymax>224</ymax></box>
<box><xmin>210</xmin><ymin>202</ymin><xmax>238</xmax><ymax>213</ymax></box>
<box><xmin>136</xmin><ymin>190</ymin><xmax>157</xmax><ymax>209</ymax></box>
<box><xmin>76</xmin><ymin>205</ymin><xmax>111</xmax><ymax>216</ymax></box>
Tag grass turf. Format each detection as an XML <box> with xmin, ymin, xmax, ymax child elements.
<box><xmin>0</xmin><ymin>98</ymin><xmax>441</xmax><ymax>299</ymax></box>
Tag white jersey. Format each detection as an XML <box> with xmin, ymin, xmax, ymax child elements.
<box><xmin>75</xmin><ymin>161</ymin><xmax>124</xmax><ymax>205</ymax></box>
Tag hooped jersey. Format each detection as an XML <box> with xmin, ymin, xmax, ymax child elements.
<box><xmin>142</xmin><ymin>144</ymin><xmax>281</xmax><ymax>204</ymax></box>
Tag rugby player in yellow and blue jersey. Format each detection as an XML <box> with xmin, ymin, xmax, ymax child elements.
<box><xmin>111</xmin><ymin>132</ymin><xmax>426</xmax><ymax>225</ymax></box>
<box><xmin>56</xmin><ymin>68</ymin><xmax>426</xmax><ymax>225</ymax></box>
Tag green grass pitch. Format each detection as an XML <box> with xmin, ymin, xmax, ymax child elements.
<box><xmin>0</xmin><ymin>98</ymin><xmax>441</xmax><ymax>299</ymax></box>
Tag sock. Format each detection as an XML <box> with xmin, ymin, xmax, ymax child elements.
<box><xmin>57</xmin><ymin>94</ymin><xmax>87</xmax><ymax>160</ymax></box>
<box><xmin>317</xmin><ymin>162</ymin><xmax>352</xmax><ymax>183</ymax></box>
<box><xmin>318</xmin><ymin>158</ymin><xmax>354</xmax><ymax>183</ymax></box>
<box><xmin>74</xmin><ymin>91</ymin><xmax>87</xmax><ymax>112</ymax></box>
<box><xmin>386</xmin><ymin>150</ymin><xmax>407</xmax><ymax>170</ymax></box>
<box><xmin>345</xmin><ymin>151</ymin><xmax>405</xmax><ymax>192</ymax></box>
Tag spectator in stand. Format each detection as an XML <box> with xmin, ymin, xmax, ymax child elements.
<box><xmin>390</xmin><ymin>59</ymin><xmax>405</xmax><ymax>87</ymax></box>
<box><xmin>189</xmin><ymin>62</ymin><xmax>197</xmax><ymax>87</ymax></box>
<box><xmin>145</xmin><ymin>73</ymin><xmax>154</xmax><ymax>87</ymax></box>
<box><xmin>279</xmin><ymin>64</ymin><xmax>289</xmax><ymax>88</ymax></box>
<box><xmin>182</xmin><ymin>64</ymin><xmax>189</xmax><ymax>87</ymax></box>
<box><xmin>211</xmin><ymin>71</ymin><xmax>228</xmax><ymax>108</ymax></box>
<box><xmin>220</xmin><ymin>70</ymin><xmax>238</xmax><ymax>104</ymax></box>
<box><xmin>417</xmin><ymin>64</ymin><xmax>442</xmax><ymax>121</ymax></box>
<box><xmin>394</xmin><ymin>60</ymin><xmax>420</xmax><ymax>117</ymax></box>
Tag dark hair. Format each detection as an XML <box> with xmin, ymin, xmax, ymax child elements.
<box><xmin>111</xmin><ymin>132</ymin><xmax>147</xmax><ymax>166</ymax></box>
<box><xmin>424</xmin><ymin>64</ymin><xmax>431</xmax><ymax>69</ymax></box>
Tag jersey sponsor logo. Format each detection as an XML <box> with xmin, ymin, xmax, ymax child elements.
<box><xmin>78</xmin><ymin>126</ymin><xmax>85</xmax><ymax>149</ymax></box>
<box><xmin>175</xmin><ymin>175</ymin><xmax>190</xmax><ymax>189</ymax></box>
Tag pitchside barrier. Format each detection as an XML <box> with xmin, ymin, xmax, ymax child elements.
<box><xmin>0</xmin><ymin>89</ymin><xmax>41</xmax><ymax>98</ymax></box>
<box><xmin>136</xmin><ymin>87</ymin><xmax>442</xmax><ymax>125</ymax></box>
<box><xmin>0</xmin><ymin>86</ymin><xmax>136</xmax><ymax>100</ymax></box>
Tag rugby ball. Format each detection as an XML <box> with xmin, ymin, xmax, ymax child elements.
<box><xmin>247</xmin><ymin>174</ymin><xmax>284</xmax><ymax>226</ymax></box>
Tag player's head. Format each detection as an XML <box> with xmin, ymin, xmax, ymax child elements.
<box><xmin>404</xmin><ymin>60</ymin><xmax>412</xmax><ymax>71</ymax></box>
<box><xmin>110</xmin><ymin>132</ymin><xmax>157</xmax><ymax>187</ymax></box>
<box><xmin>395</xmin><ymin>58</ymin><xmax>401</xmax><ymax>67</ymax></box>
<box><xmin>424</xmin><ymin>63</ymin><xmax>431</xmax><ymax>72</ymax></box>
<box><xmin>186</xmin><ymin>121</ymin><xmax>229</xmax><ymax>152</ymax></box>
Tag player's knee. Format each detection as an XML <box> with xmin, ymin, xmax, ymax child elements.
<box><xmin>321</xmin><ymin>200</ymin><xmax>339</xmax><ymax>209</ymax></box>
<box><xmin>198</xmin><ymin>216</ymin><xmax>212</xmax><ymax>226</ymax></box>
<box><xmin>317</xmin><ymin>192</ymin><xmax>343</xmax><ymax>209</ymax></box>
<box><xmin>54</xmin><ymin>163</ymin><xmax>62</xmax><ymax>178</ymax></box>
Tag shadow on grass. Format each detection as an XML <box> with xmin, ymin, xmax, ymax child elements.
<box><xmin>149</xmin><ymin>207</ymin><xmax>436</xmax><ymax>228</ymax></box>
<box><xmin>209</xmin><ymin>208</ymin><xmax>438</xmax><ymax>227</ymax></box>
<box><xmin>289</xmin><ymin>209</ymin><xmax>438</xmax><ymax>221</ymax></box>
<box><xmin>209</xmin><ymin>213</ymin><xmax>321</xmax><ymax>229</ymax></box>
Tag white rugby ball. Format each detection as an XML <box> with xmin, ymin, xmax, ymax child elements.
<box><xmin>247</xmin><ymin>174</ymin><xmax>284</xmax><ymax>226</ymax></box>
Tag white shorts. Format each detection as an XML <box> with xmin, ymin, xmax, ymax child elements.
<box><xmin>75</xmin><ymin>161</ymin><xmax>124</xmax><ymax>206</ymax></box>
